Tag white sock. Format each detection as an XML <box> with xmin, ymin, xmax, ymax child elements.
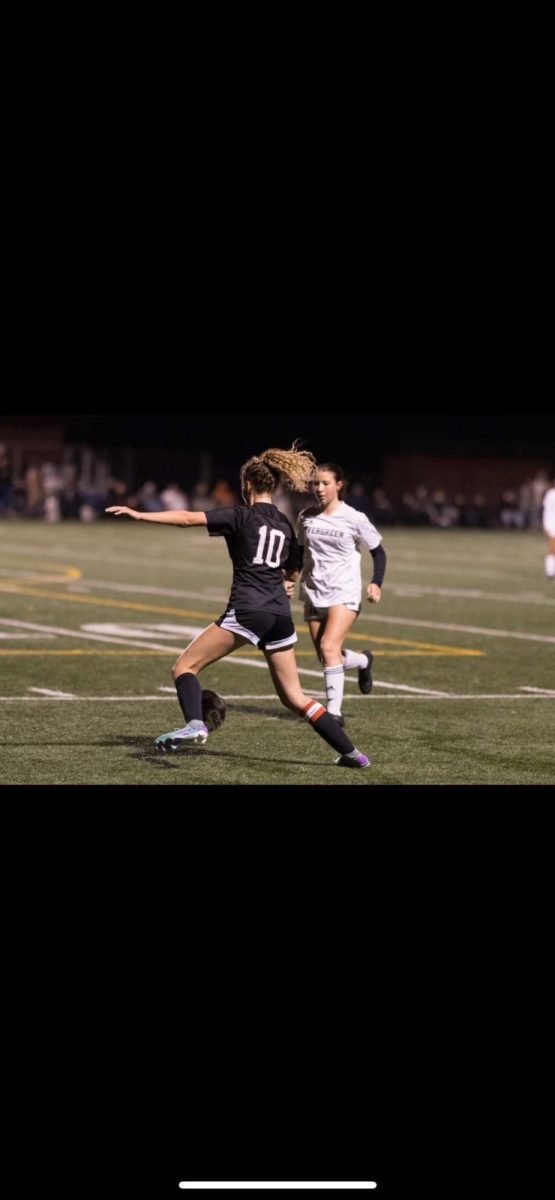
<box><xmin>342</xmin><ymin>648</ymin><xmax>369</xmax><ymax>671</ymax></box>
<box><xmin>324</xmin><ymin>664</ymin><xmax>345</xmax><ymax>715</ymax></box>
<box><xmin>546</xmin><ymin>555</ymin><xmax>555</xmax><ymax>578</ymax></box>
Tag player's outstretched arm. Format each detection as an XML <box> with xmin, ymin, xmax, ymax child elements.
<box><xmin>105</xmin><ymin>507</ymin><xmax>208</xmax><ymax>527</ymax></box>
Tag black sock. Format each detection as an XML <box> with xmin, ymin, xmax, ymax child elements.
<box><xmin>174</xmin><ymin>672</ymin><xmax>203</xmax><ymax>723</ymax></box>
<box><xmin>303</xmin><ymin>701</ymin><xmax>355</xmax><ymax>755</ymax></box>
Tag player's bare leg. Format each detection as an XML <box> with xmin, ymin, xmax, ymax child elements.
<box><xmin>318</xmin><ymin>605</ymin><xmax>358</xmax><ymax>666</ymax></box>
<box><xmin>171</xmin><ymin>623</ymin><xmax>246</xmax><ymax>678</ymax></box>
<box><xmin>308</xmin><ymin>606</ymin><xmax>358</xmax><ymax>723</ymax></box>
<box><xmin>308</xmin><ymin>618</ymin><xmax>325</xmax><ymax>663</ymax></box>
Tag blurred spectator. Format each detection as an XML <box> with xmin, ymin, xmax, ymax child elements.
<box><xmin>60</xmin><ymin>483</ymin><xmax>81</xmax><ymax>520</ymax></box>
<box><xmin>41</xmin><ymin>461</ymin><xmax>63</xmax><ymax>498</ymax></box>
<box><xmin>413</xmin><ymin>485</ymin><xmax>431</xmax><ymax>525</ymax></box>
<box><xmin>465</xmin><ymin>493</ymin><xmax>492</xmax><ymax>528</ymax></box>
<box><xmin>498</xmin><ymin>489</ymin><xmax>525</xmax><ymax>529</ymax></box>
<box><xmin>529</xmin><ymin>470</ymin><xmax>550</xmax><ymax>529</ymax></box>
<box><xmin>0</xmin><ymin>443</ymin><xmax>14</xmax><ymax>516</ymax></box>
<box><xmin>428</xmin><ymin>488</ymin><xmax>459</xmax><ymax>529</ymax></box>
<box><xmin>350</xmin><ymin>482</ymin><xmax>373</xmax><ymax>518</ymax></box>
<box><xmin>452</xmin><ymin>492</ymin><xmax>468</xmax><ymax>527</ymax></box>
<box><xmin>160</xmin><ymin>482</ymin><xmax>189</xmax><ymax>511</ymax></box>
<box><xmin>79</xmin><ymin>504</ymin><xmax>98</xmax><ymax>523</ymax></box>
<box><xmin>518</xmin><ymin>478</ymin><xmax>534</xmax><ymax>529</ymax></box>
<box><xmin>136</xmin><ymin>481</ymin><xmax>162</xmax><ymax>512</ymax></box>
<box><xmin>40</xmin><ymin>461</ymin><xmax>63</xmax><ymax>522</ymax></box>
<box><xmin>190</xmin><ymin>480</ymin><xmax>216</xmax><ymax>511</ymax></box>
<box><xmin>61</xmin><ymin>450</ymin><xmax>79</xmax><ymax>489</ymax></box>
<box><xmin>210</xmin><ymin>479</ymin><xmax>237</xmax><ymax>506</ymax></box>
<box><xmin>24</xmin><ymin>463</ymin><xmax>44</xmax><ymax>518</ymax></box>
<box><xmin>398</xmin><ymin>491</ymin><xmax>420</xmax><ymax>525</ymax></box>
<box><xmin>369</xmin><ymin>486</ymin><xmax>396</xmax><ymax>525</ymax></box>
<box><xmin>44</xmin><ymin>494</ymin><xmax>61</xmax><ymax>523</ymax></box>
<box><xmin>103</xmin><ymin>478</ymin><xmax>130</xmax><ymax>513</ymax></box>
<box><xmin>12</xmin><ymin>478</ymin><xmax>27</xmax><ymax>515</ymax></box>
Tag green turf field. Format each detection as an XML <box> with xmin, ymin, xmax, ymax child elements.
<box><xmin>1</xmin><ymin>520</ymin><xmax>553</xmax><ymax>785</ymax></box>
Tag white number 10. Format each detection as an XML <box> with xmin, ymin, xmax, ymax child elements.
<box><xmin>252</xmin><ymin>525</ymin><xmax>286</xmax><ymax>567</ymax></box>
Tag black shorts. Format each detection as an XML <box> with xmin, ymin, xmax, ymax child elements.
<box><xmin>216</xmin><ymin>606</ymin><xmax>297</xmax><ymax>652</ymax></box>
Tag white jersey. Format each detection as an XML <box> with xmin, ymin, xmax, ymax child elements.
<box><xmin>297</xmin><ymin>501</ymin><xmax>382</xmax><ymax>608</ymax></box>
<box><xmin>543</xmin><ymin>487</ymin><xmax>555</xmax><ymax>536</ymax></box>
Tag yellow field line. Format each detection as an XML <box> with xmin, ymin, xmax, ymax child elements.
<box><xmin>0</xmin><ymin>583</ymin><xmax>484</xmax><ymax>656</ymax></box>
<box><xmin>0</xmin><ymin>565</ymin><xmax>82</xmax><ymax>584</ymax></box>
<box><xmin>0</xmin><ymin>584</ymin><xmax>216</xmax><ymax>619</ymax></box>
<box><xmin>335</xmin><ymin>630</ymin><xmax>482</xmax><ymax>655</ymax></box>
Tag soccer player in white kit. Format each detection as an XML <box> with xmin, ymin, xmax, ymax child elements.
<box><xmin>292</xmin><ymin>462</ymin><xmax>387</xmax><ymax>727</ymax></box>
<box><xmin>543</xmin><ymin>481</ymin><xmax>555</xmax><ymax>579</ymax></box>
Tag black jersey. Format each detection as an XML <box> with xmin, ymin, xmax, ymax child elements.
<box><xmin>206</xmin><ymin>502</ymin><xmax>302</xmax><ymax>614</ymax></box>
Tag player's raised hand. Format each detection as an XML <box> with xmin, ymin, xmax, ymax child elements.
<box><xmin>105</xmin><ymin>506</ymin><xmax>139</xmax><ymax>518</ymax></box>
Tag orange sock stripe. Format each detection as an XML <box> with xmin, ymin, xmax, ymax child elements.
<box><xmin>302</xmin><ymin>700</ymin><xmax>326</xmax><ymax>724</ymax></box>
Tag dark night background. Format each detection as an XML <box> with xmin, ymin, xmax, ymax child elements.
<box><xmin>22</xmin><ymin>411</ymin><xmax>554</xmax><ymax>457</ymax></box>
<box><xmin>2</xmin><ymin>411</ymin><xmax>553</xmax><ymax>476</ymax></box>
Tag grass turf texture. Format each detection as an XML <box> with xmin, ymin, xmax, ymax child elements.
<box><xmin>1</xmin><ymin>522</ymin><xmax>553</xmax><ymax>785</ymax></box>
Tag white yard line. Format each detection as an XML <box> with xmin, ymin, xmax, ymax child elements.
<box><xmin>371</xmin><ymin>680</ymin><xmax>450</xmax><ymax>695</ymax></box>
<box><xmin>28</xmin><ymin>687</ymin><xmax>77</xmax><ymax>698</ymax></box>
<box><xmin>384</xmin><ymin>584</ymin><xmax>555</xmax><ymax>607</ymax></box>
<box><xmin>519</xmin><ymin>686</ymin><xmax>555</xmax><ymax>695</ymax></box>
<box><xmin>157</xmin><ymin>687</ymin><xmax>328</xmax><ymax>698</ymax></box>
<box><xmin>0</xmin><ymin>633</ymin><xmax>56</xmax><ymax>639</ymax></box>
<box><xmin>355</xmin><ymin>613</ymin><xmax>555</xmax><ymax>644</ymax></box>
<box><xmin>217</xmin><ymin>656</ymin><xmax>357</xmax><ymax>685</ymax></box>
<box><xmin>81</xmin><ymin>621</ymin><xmax>206</xmax><ymax>641</ymax></box>
<box><xmin>0</xmin><ymin>618</ymin><xmax>185</xmax><ymax>654</ymax></box>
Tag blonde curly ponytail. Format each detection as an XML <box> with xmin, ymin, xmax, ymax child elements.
<box><xmin>241</xmin><ymin>440</ymin><xmax>316</xmax><ymax>496</ymax></box>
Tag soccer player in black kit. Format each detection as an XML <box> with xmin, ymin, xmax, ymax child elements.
<box><xmin>106</xmin><ymin>443</ymin><xmax>370</xmax><ymax>767</ymax></box>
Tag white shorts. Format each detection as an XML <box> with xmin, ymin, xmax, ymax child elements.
<box><xmin>544</xmin><ymin>525</ymin><xmax>555</xmax><ymax>538</ymax></box>
<box><xmin>303</xmin><ymin>599</ymin><xmax>360</xmax><ymax>622</ymax></box>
